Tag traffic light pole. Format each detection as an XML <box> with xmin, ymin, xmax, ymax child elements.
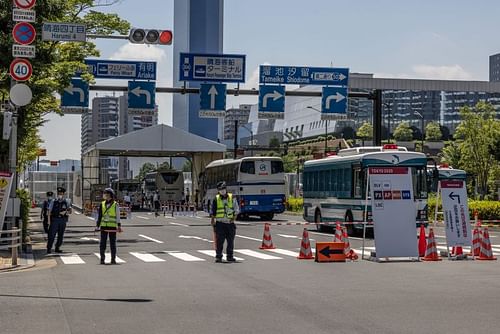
<box><xmin>233</xmin><ymin>120</ymin><xmax>238</xmax><ymax>159</ymax></box>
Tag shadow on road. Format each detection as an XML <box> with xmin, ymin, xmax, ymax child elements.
<box><xmin>0</xmin><ymin>294</ymin><xmax>153</xmax><ymax>303</ymax></box>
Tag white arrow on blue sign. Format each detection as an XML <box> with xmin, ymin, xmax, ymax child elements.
<box><xmin>199</xmin><ymin>83</ymin><xmax>227</xmax><ymax>118</ymax></box>
<box><xmin>61</xmin><ymin>78</ymin><xmax>89</xmax><ymax>112</ymax></box>
<box><xmin>128</xmin><ymin>81</ymin><xmax>155</xmax><ymax>115</ymax></box>
<box><xmin>258</xmin><ymin>85</ymin><xmax>285</xmax><ymax>119</ymax></box>
<box><xmin>321</xmin><ymin>86</ymin><xmax>348</xmax><ymax>120</ymax></box>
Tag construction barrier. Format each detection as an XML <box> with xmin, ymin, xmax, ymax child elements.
<box><xmin>315</xmin><ymin>242</ymin><xmax>346</xmax><ymax>262</ymax></box>
<box><xmin>162</xmin><ymin>201</ymin><xmax>197</xmax><ymax>217</ymax></box>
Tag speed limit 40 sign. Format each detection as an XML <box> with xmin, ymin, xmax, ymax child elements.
<box><xmin>9</xmin><ymin>58</ymin><xmax>33</xmax><ymax>81</ymax></box>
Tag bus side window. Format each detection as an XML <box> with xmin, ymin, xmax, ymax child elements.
<box><xmin>240</xmin><ymin>161</ymin><xmax>255</xmax><ymax>174</ymax></box>
<box><xmin>353</xmin><ymin>167</ymin><xmax>363</xmax><ymax>199</ymax></box>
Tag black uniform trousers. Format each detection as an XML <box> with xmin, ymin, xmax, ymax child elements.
<box><xmin>215</xmin><ymin>221</ymin><xmax>236</xmax><ymax>259</ymax></box>
<box><xmin>42</xmin><ymin>215</ymin><xmax>49</xmax><ymax>234</ymax></box>
<box><xmin>47</xmin><ymin>219</ymin><xmax>66</xmax><ymax>251</ymax></box>
<box><xmin>100</xmin><ymin>230</ymin><xmax>117</xmax><ymax>261</ymax></box>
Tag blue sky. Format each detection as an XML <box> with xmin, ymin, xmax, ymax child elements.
<box><xmin>40</xmin><ymin>0</ymin><xmax>500</xmax><ymax>159</ymax></box>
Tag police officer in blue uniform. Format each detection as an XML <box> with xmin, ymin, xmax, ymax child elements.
<box><xmin>46</xmin><ymin>187</ymin><xmax>71</xmax><ymax>254</ymax></box>
<box><xmin>41</xmin><ymin>191</ymin><xmax>53</xmax><ymax>234</ymax></box>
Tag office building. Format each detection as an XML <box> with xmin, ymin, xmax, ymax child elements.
<box><xmin>489</xmin><ymin>53</ymin><xmax>500</xmax><ymax>82</ymax></box>
<box><xmin>223</xmin><ymin>104</ymin><xmax>251</xmax><ymax>140</ymax></box>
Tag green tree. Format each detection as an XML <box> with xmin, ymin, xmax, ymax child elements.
<box><xmin>136</xmin><ymin>162</ymin><xmax>156</xmax><ymax>181</ymax></box>
<box><xmin>269</xmin><ymin>136</ymin><xmax>280</xmax><ymax>149</ymax></box>
<box><xmin>440</xmin><ymin>141</ymin><xmax>462</xmax><ymax>169</ymax></box>
<box><xmin>158</xmin><ymin>161</ymin><xmax>171</xmax><ymax>170</ymax></box>
<box><xmin>453</xmin><ymin>102</ymin><xmax>500</xmax><ymax>199</ymax></box>
<box><xmin>0</xmin><ymin>1</ymin><xmax>130</xmax><ymax>171</ymax></box>
<box><xmin>356</xmin><ymin>122</ymin><xmax>373</xmax><ymax>146</ymax></box>
<box><xmin>425</xmin><ymin>122</ymin><xmax>442</xmax><ymax>141</ymax></box>
<box><xmin>393</xmin><ymin>121</ymin><xmax>413</xmax><ymax>141</ymax></box>
<box><xmin>182</xmin><ymin>159</ymin><xmax>192</xmax><ymax>172</ymax></box>
<box><xmin>282</xmin><ymin>153</ymin><xmax>298</xmax><ymax>173</ymax></box>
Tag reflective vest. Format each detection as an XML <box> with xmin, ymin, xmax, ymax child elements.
<box><xmin>215</xmin><ymin>193</ymin><xmax>234</xmax><ymax>220</ymax></box>
<box><xmin>101</xmin><ymin>201</ymin><xmax>117</xmax><ymax>229</ymax></box>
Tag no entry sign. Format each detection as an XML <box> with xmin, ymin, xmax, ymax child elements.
<box><xmin>13</xmin><ymin>0</ymin><xmax>36</xmax><ymax>10</ymax></box>
<box><xmin>12</xmin><ymin>22</ymin><xmax>36</xmax><ymax>45</ymax></box>
<box><xmin>9</xmin><ymin>58</ymin><xmax>33</xmax><ymax>81</ymax></box>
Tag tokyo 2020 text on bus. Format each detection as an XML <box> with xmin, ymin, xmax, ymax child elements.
<box><xmin>200</xmin><ymin>157</ymin><xmax>286</xmax><ymax>220</ymax></box>
<box><xmin>303</xmin><ymin>145</ymin><xmax>429</xmax><ymax>234</ymax></box>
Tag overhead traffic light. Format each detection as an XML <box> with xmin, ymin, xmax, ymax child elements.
<box><xmin>129</xmin><ymin>28</ymin><xmax>173</xmax><ymax>45</ymax></box>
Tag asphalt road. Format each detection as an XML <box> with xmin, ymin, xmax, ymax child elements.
<box><xmin>1</xmin><ymin>210</ymin><xmax>500</xmax><ymax>334</ymax></box>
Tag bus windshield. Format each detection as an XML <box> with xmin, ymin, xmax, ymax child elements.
<box><xmin>240</xmin><ymin>160</ymin><xmax>284</xmax><ymax>175</ymax></box>
<box><xmin>159</xmin><ymin>172</ymin><xmax>179</xmax><ymax>184</ymax></box>
<box><xmin>412</xmin><ymin>166</ymin><xmax>428</xmax><ymax>199</ymax></box>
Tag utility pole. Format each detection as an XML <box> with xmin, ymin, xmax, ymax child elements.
<box><xmin>373</xmin><ymin>90</ymin><xmax>383</xmax><ymax>146</ymax></box>
<box><xmin>233</xmin><ymin>120</ymin><xmax>238</xmax><ymax>159</ymax></box>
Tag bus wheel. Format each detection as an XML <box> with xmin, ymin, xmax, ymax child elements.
<box><xmin>345</xmin><ymin>212</ymin><xmax>354</xmax><ymax>236</ymax></box>
<box><xmin>260</xmin><ymin>213</ymin><xmax>274</xmax><ymax>221</ymax></box>
<box><xmin>315</xmin><ymin>210</ymin><xmax>324</xmax><ymax>232</ymax></box>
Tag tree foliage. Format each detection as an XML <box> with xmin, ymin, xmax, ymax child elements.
<box><xmin>425</xmin><ymin>121</ymin><xmax>442</xmax><ymax>141</ymax></box>
<box><xmin>182</xmin><ymin>159</ymin><xmax>192</xmax><ymax>172</ymax></box>
<box><xmin>136</xmin><ymin>162</ymin><xmax>156</xmax><ymax>181</ymax></box>
<box><xmin>393</xmin><ymin>121</ymin><xmax>413</xmax><ymax>141</ymax></box>
<box><xmin>0</xmin><ymin>0</ymin><xmax>130</xmax><ymax>171</ymax></box>
<box><xmin>356</xmin><ymin>122</ymin><xmax>373</xmax><ymax>140</ymax></box>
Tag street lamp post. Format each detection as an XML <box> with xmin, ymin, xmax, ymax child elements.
<box><xmin>306</xmin><ymin>106</ymin><xmax>328</xmax><ymax>154</ymax></box>
<box><xmin>414</xmin><ymin>111</ymin><xmax>424</xmax><ymax>152</ymax></box>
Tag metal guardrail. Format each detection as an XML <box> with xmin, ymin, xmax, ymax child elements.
<box><xmin>0</xmin><ymin>228</ymin><xmax>21</xmax><ymax>266</ymax></box>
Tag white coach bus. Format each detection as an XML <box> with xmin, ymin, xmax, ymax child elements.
<box><xmin>200</xmin><ymin>157</ymin><xmax>286</xmax><ymax>220</ymax></box>
<box><xmin>303</xmin><ymin>145</ymin><xmax>429</xmax><ymax>234</ymax></box>
<box><xmin>155</xmin><ymin>169</ymin><xmax>184</xmax><ymax>203</ymax></box>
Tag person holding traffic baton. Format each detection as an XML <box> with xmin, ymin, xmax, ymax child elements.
<box><xmin>211</xmin><ymin>181</ymin><xmax>239</xmax><ymax>263</ymax></box>
<box><xmin>95</xmin><ymin>188</ymin><xmax>122</xmax><ymax>265</ymax></box>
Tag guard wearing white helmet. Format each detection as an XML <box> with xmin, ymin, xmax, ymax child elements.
<box><xmin>211</xmin><ymin>181</ymin><xmax>239</xmax><ymax>263</ymax></box>
<box><xmin>95</xmin><ymin>188</ymin><xmax>122</xmax><ymax>264</ymax></box>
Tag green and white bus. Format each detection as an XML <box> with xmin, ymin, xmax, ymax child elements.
<box><xmin>303</xmin><ymin>145</ymin><xmax>429</xmax><ymax>234</ymax></box>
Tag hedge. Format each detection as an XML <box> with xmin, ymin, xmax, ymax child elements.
<box><xmin>286</xmin><ymin>197</ymin><xmax>303</xmax><ymax>212</ymax></box>
<box><xmin>427</xmin><ymin>197</ymin><xmax>500</xmax><ymax>221</ymax></box>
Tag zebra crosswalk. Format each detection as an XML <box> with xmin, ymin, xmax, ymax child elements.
<box><xmin>55</xmin><ymin>248</ymin><xmax>302</xmax><ymax>265</ymax></box>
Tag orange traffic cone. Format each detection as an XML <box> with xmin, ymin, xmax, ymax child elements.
<box><xmin>259</xmin><ymin>223</ymin><xmax>276</xmax><ymax>249</ymax></box>
<box><xmin>422</xmin><ymin>228</ymin><xmax>441</xmax><ymax>261</ymax></box>
<box><xmin>451</xmin><ymin>246</ymin><xmax>463</xmax><ymax>257</ymax></box>
<box><xmin>31</xmin><ymin>200</ymin><xmax>36</xmax><ymax>209</ymax></box>
<box><xmin>477</xmin><ymin>228</ymin><xmax>497</xmax><ymax>261</ymax></box>
<box><xmin>470</xmin><ymin>223</ymin><xmax>481</xmax><ymax>256</ymax></box>
<box><xmin>334</xmin><ymin>223</ymin><xmax>343</xmax><ymax>242</ymax></box>
<box><xmin>418</xmin><ymin>224</ymin><xmax>427</xmax><ymax>257</ymax></box>
<box><xmin>342</xmin><ymin>226</ymin><xmax>358</xmax><ymax>261</ymax></box>
<box><xmin>297</xmin><ymin>228</ymin><xmax>314</xmax><ymax>259</ymax></box>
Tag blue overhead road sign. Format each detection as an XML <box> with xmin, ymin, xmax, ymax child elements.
<box><xmin>321</xmin><ymin>86</ymin><xmax>348</xmax><ymax>120</ymax></box>
<box><xmin>128</xmin><ymin>81</ymin><xmax>156</xmax><ymax>114</ymax></box>
<box><xmin>259</xmin><ymin>65</ymin><xmax>349</xmax><ymax>86</ymax></box>
<box><xmin>180</xmin><ymin>53</ymin><xmax>246</xmax><ymax>83</ymax></box>
<box><xmin>85</xmin><ymin>59</ymin><xmax>157</xmax><ymax>80</ymax></box>
<box><xmin>61</xmin><ymin>78</ymin><xmax>89</xmax><ymax>113</ymax></box>
<box><xmin>258</xmin><ymin>85</ymin><xmax>285</xmax><ymax>119</ymax></box>
<box><xmin>199</xmin><ymin>83</ymin><xmax>227</xmax><ymax>118</ymax></box>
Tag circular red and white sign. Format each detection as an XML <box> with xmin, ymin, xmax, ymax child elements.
<box><xmin>12</xmin><ymin>22</ymin><xmax>36</xmax><ymax>45</ymax></box>
<box><xmin>9</xmin><ymin>58</ymin><xmax>33</xmax><ymax>82</ymax></box>
<box><xmin>13</xmin><ymin>0</ymin><xmax>36</xmax><ymax>10</ymax></box>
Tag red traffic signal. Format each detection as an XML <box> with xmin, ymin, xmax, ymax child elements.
<box><xmin>129</xmin><ymin>28</ymin><xmax>173</xmax><ymax>45</ymax></box>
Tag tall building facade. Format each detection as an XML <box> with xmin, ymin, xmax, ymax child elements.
<box><xmin>489</xmin><ymin>53</ymin><xmax>500</xmax><ymax>82</ymax></box>
<box><xmin>172</xmin><ymin>0</ymin><xmax>224</xmax><ymax>141</ymax></box>
<box><xmin>223</xmin><ymin>104</ymin><xmax>251</xmax><ymax>140</ymax></box>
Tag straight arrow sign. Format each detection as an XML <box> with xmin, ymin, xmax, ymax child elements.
<box><xmin>208</xmin><ymin>85</ymin><xmax>218</xmax><ymax>109</ymax></box>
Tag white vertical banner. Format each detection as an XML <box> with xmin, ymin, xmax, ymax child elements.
<box><xmin>0</xmin><ymin>171</ymin><xmax>14</xmax><ymax>231</ymax></box>
<box><xmin>440</xmin><ymin>180</ymin><xmax>471</xmax><ymax>247</ymax></box>
<box><xmin>369</xmin><ymin>167</ymin><xmax>418</xmax><ymax>259</ymax></box>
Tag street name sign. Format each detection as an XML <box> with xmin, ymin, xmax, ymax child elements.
<box><xmin>12</xmin><ymin>21</ymin><xmax>36</xmax><ymax>45</ymax></box>
<box><xmin>128</xmin><ymin>81</ymin><xmax>156</xmax><ymax>114</ymax></box>
<box><xmin>9</xmin><ymin>58</ymin><xmax>32</xmax><ymax>81</ymax></box>
<box><xmin>12</xmin><ymin>44</ymin><xmax>35</xmax><ymax>58</ymax></box>
<box><xmin>321</xmin><ymin>86</ymin><xmax>348</xmax><ymax>120</ymax></box>
<box><xmin>179</xmin><ymin>53</ymin><xmax>246</xmax><ymax>83</ymax></box>
<box><xmin>42</xmin><ymin>22</ymin><xmax>86</xmax><ymax>42</ymax></box>
<box><xmin>440</xmin><ymin>180</ymin><xmax>472</xmax><ymax>247</ymax></box>
<box><xmin>85</xmin><ymin>59</ymin><xmax>157</xmax><ymax>80</ymax></box>
<box><xmin>259</xmin><ymin>65</ymin><xmax>349</xmax><ymax>86</ymax></box>
<box><xmin>12</xmin><ymin>8</ymin><xmax>35</xmax><ymax>22</ymax></box>
<box><xmin>258</xmin><ymin>85</ymin><xmax>285</xmax><ymax>119</ymax></box>
<box><xmin>61</xmin><ymin>78</ymin><xmax>89</xmax><ymax>113</ymax></box>
<box><xmin>199</xmin><ymin>83</ymin><xmax>227</xmax><ymax>118</ymax></box>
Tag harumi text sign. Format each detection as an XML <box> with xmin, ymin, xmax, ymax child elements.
<box><xmin>440</xmin><ymin>180</ymin><xmax>472</xmax><ymax>247</ymax></box>
<box><xmin>42</xmin><ymin>22</ymin><xmax>86</xmax><ymax>42</ymax></box>
<box><xmin>369</xmin><ymin>167</ymin><xmax>418</xmax><ymax>259</ymax></box>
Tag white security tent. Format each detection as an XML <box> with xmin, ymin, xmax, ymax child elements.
<box><xmin>81</xmin><ymin>124</ymin><xmax>226</xmax><ymax>204</ymax></box>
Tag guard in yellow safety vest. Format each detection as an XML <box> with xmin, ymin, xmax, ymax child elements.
<box><xmin>96</xmin><ymin>188</ymin><xmax>122</xmax><ymax>264</ymax></box>
<box><xmin>211</xmin><ymin>181</ymin><xmax>239</xmax><ymax>263</ymax></box>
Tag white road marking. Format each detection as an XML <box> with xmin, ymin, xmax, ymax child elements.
<box><xmin>197</xmin><ymin>250</ymin><xmax>245</xmax><ymax>261</ymax></box>
<box><xmin>163</xmin><ymin>216</ymin><xmax>176</xmax><ymax>219</ymax></box>
<box><xmin>265</xmin><ymin>248</ymin><xmax>299</xmax><ymax>257</ymax></box>
<box><xmin>277</xmin><ymin>234</ymin><xmax>300</xmax><ymax>239</ymax></box>
<box><xmin>74</xmin><ymin>211</ymin><xmax>81</xmax><ymax>215</ymax></box>
<box><xmin>166</xmin><ymin>251</ymin><xmax>205</xmax><ymax>262</ymax></box>
<box><xmin>137</xmin><ymin>216</ymin><xmax>150</xmax><ymax>220</ymax></box>
<box><xmin>179</xmin><ymin>235</ymin><xmax>214</xmax><ymax>243</ymax></box>
<box><xmin>138</xmin><ymin>234</ymin><xmax>164</xmax><ymax>244</ymax></box>
<box><xmin>234</xmin><ymin>249</ymin><xmax>282</xmax><ymax>260</ymax></box>
<box><xmin>86</xmin><ymin>216</ymin><xmax>95</xmax><ymax>221</ymax></box>
<box><xmin>60</xmin><ymin>254</ymin><xmax>85</xmax><ymax>264</ymax></box>
<box><xmin>236</xmin><ymin>235</ymin><xmax>261</xmax><ymax>242</ymax></box>
<box><xmin>93</xmin><ymin>253</ymin><xmax>125</xmax><ymax>264</ymax></box>
<box><xmin>170</xmin><ymin>222</ymin><xmax>189</xmax><ymax>227</ymax></box>
<box><xmin>81</xmin><ymin>237</ymin><xmax>99</xmax><ymax>242</ymax></box>
<box><xmin>130</xmin><ymin>252</ymin><xmax>165</xmax><ymax>262</ymax></box>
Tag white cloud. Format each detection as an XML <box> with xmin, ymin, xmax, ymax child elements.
<box><xmin>411</xmin><ymin>64</ymin><xmax>473</xmax><ymax>80</ymax></box>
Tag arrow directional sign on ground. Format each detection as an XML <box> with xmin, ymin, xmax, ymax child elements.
<box><xmin>258</xmin><ymin>85</ymin><xmax>285</xmax><ymax>119</ymax></box>
<box><xmin>61</xmin><ymin>78</ymin><xmax>89</xmax><ymax>113</ymax></box>
<box><xmin>449</xmin><ymin>191</ymin><xmax>461</xmax><ymax>204</ymax></box>
<box><xmin>321</xmin><ymin>86</ymin><xmax>348</xmax><ymax>120</ymax></box>
<box><xmin>128</xmin><ymin>81</ymin><xmax>155</xmax><ymax>115</ymax></box>
<box><xmin>199</xmin><ymin>83</ymin><xmax>227</xmax><ymax>118</ymax></box>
